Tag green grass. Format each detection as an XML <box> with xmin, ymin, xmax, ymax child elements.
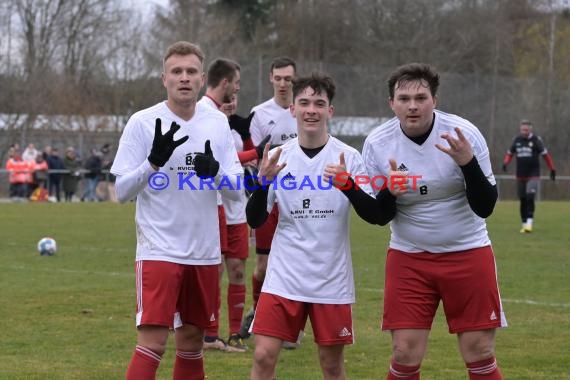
<box><xmin>1</xmin><ymin>201</ymin><xmax>569</xmax><ymax>379</ymax></box>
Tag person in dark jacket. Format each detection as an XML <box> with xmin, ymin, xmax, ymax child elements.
<box><xmin>82</xmin><ymin>148</ymin><xmax>102</xmax><ymax>202</ymax></box>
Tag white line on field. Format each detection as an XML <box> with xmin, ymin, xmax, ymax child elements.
<box><xmin>359</xmin><ymin>288</ymin><xmax>570</xmax><ymax>308</ymax></box>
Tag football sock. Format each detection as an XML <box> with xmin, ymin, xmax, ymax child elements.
<box><xmin>252</xmin><ymin>275</ymin><xmax>263</xmax><ymax>310</ymax></box>
<box><xmin>125</xmin><ymin>345</ymin><xmax>161</xmax><ymax>380</ymax></box>
<box><xmin>228</xmin><ymin>283</ymin><xmax>246</xmax><ymax>335</ymax></box>
<box><xmin>387</xmin><ymin>359</ymin><xmax>420</xmax><ymax>380</ymax></box>
<box><xmin>173</xmin><ymin>350</ymin><xmax>204</xmax><ymax>380</ymax></box>
<box><xmin>466</xmin><ymin>356</ymin><xmax>503</xmax><ymax>379</ymax></box>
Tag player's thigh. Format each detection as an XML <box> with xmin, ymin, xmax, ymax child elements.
<box><xmin>439</xmin><ymin>246</ymin><xmax>505</xmax><ymax>333</ymax></box>
<box><xmin>252</xmin><ymin>293</ymin><xmax>307</xmax><ymax>343</ymax></box>
<box><xmin>177</xmin><ymin>264</ymin><xmax>220</xmax><ymax>330</ymax></box>
<box><xmin>517</xmin><ymin>180</ymin><xmax>527</xmax><ymax>198</ymax></box>
<box><xmin>526</xmin><ymin>179</ymin><xmax>539</xmax><ymax>197</ymax></box>
<box><xmin>218</xmin><ymin>205</ymin><xmax>229</xmax><ymax>253</ymax></box>
<box><xmin>383</xmin><ymin>249</ymin><xmax>440</xmax><ymax>331</ymax></box>
<box><xmin>226</xmin><ymin>223</ymin><xmax>249</xmax><ymax>260</ymax></box>
<box><xmin>309</xmin><ymin>303</ymin><xmax>354</xmax><ymax>346</ymax></box>
<box><xmin>135</xmin><ymin>260</ymin><xmax>184</xmax><ymax>327</ymax></box>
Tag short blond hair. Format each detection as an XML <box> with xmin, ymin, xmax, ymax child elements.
<box><xmin>163</xmin><ymin>41</ymin><xmax>205</xmax><ymax>66</ymax></box>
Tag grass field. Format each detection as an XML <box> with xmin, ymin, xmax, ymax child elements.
<box><xmin>1</xmin><ymin>201</ymin><xmax>569</xmax><ymax>379</ymax></box>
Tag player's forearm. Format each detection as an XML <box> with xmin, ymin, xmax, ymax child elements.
<box><xmin>375</xmin><ymin>188</ymin><xmax>397</xmax><ymax>225</ymax></box>
<box><xmin>460</xmin><ymin>156</ymin><xmax>497</xmax><ymax>218</ymax></box>
<box><xmin>114</xmin><ymin>160</ymin><xmax>156</xmax><ymax>203</ymax></box>
<box><xmin>214</xmin><ymin>172</ymin><xmax>241</xmax><ymax>201</ymax></box>
<box><xmin>542</xmin><ymin>152</ymin><xmax>555</xmax><ymax>171</ymax></box>
<box><xmin>246</xmin><ymin>186</ymin><xmax>270</xmax><ymax>228</ymax></box>
<box><xmin>340</xmin><ymin>179</ymin><xmax>383</xmax><ymax>225</ymax></box>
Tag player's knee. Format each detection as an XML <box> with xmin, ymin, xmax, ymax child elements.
<box><xmin>319</xmin><ymin>355</ymin><xmax>344</xmax><ymax>378</ymax></box>
<box><xmin>391</xmin><ymin>342</ymin><xmax>424</xmax><ymax>366</ymax></box>
<box><xmin>253</xmin><ymin>345</ymin><xmax>278</xmax><ymax>369</ymax></box>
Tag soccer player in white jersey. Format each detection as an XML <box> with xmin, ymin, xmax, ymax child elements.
<box><xmin>198</xmin><ymin>59</ymin><xmax>270</xmax><ymax>353</ymax></box>
<box><xmin>247</xmin><ymin>73</ymin><xmax>374</xmax><ymax>380</ymax></box>
<box><xmin>111</xmin><ymin>41</ymin><xmax>243</xmax><ymax>380</ymax></box>
<box><xmin>362</xmin><ymin>63</ymin><xmax>506</xmax><ymax>380</ymax></box>
<box><xmin>241</xmin><ymin>57</ymin><xmax>299</xmax><ymax>348</ymax></box>
<box><xmin>197</xmin><ymin>58</ymin><xmax>248</xmax><ymax>353</ymax></box>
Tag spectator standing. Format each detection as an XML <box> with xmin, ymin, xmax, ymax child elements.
<box><xmin>83</xmin><ymin>148</ymin><xmax>103</xmax><ymax>202</ymax></box>
<box><xmin>63</xmin><ymin>147</ymin><xmax>82</xmax><ymax>202</ymax></box>
<box><xmin>5</xmin><ymin>148</ymin><xmax>33</xmax><ymax>199</ymax></box>
<box><xmin>46</xmin><ymin>147</ymin><xmax>65</xmax><ymax>202</ymax></box>
<box><xmin>22</xmin><ymin>143</ymin><xmax>40</xmax><ymax>162</ymax></box>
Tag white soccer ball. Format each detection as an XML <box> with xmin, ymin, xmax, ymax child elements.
<box><xmin>38</xmin><ymin>237</ymin><xmax>57</xmax><ymax>256</ymax></box>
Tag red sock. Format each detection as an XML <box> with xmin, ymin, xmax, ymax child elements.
<box><xmin>125</xmin><ymin>345</ymin><xmax>161</xmax><ymax>380</ymax></box>
<box><xmin>205</xmin><ymin>283</ymin><xmax>221</xmax><ymax>337</ymax></box>
<box><xmin>228</xmin><ymin>283</ymin><xmax>246</xmax><ymax>335</ymax></box>
<box><xmin>173</xmin><ymin>350</ymin><xmax>204</xmax><ymax>380</ymax></box>
<box><xmin>466</xmin><ymin>357</ymin><xmax>503</xmax><ymax>379</ymax></box>
<box><xmin>387</xmin><ymin>359</ymin><xmax>420</xmax><ymax>380</ymax></box>
<box><xmin>252</xmin><ymin>275</ymin><xmax>263</xmax><ymax>310</ymax></box>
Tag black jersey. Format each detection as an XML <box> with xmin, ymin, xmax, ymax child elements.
<box><xmin>508</xmin><ymin>134</ymin><xmax>546</xmax><ymax>178</ymax></box>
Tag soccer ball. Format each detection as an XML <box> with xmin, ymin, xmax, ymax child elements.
<box><xmin>37</xmin><ymin>237</ymin><xmax>57</xmax><ymax>256</ymax></box>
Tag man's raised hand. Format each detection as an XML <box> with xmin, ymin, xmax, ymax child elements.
<box><xmin>323</xmin><ymin>152</ymin><xmax>351</xmax><ymax>188</ymax></box>
<box><xmin>435</xmin><ymin>127</ymin><xmax>473</xmax><ymax>166</ymax></box>
<box><xmin>257</xmin><ymin>143</ymin><xmax>286</xmax><ymax>185</ymax></box>
<box><xmin>229</xmin><ymin>112</ymin><xmax>255</xmax><ymax>141</ymax></box>
<box><xmin>194</xmin><ymin>140</ymin><xmax>220</xmax><ymax>178</ymax></box>
<box><xmin>148</xmin><ymin>118</ymin><xmax>189</xmax><ymax>169</ymax></box>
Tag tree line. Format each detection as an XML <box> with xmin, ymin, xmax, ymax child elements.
<box><xmin>1</xmin><ymin>0</ymin><xmax>568</xmax><ymax>173</ymax></box>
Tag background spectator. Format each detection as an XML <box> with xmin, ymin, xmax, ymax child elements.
<box><xmin>63</xmin><ymin>147</ymin><xmax>82</xmax><ymax>202</ymax></box>
<box><xmin>46</xmin><ymin>147</ymin><xmax>65</xmax><ymax>202</ymax></box>
<box><xmin>82</xmin><ymin>148</ymin><xmax>102</xmax><ymax>202</ymax></box>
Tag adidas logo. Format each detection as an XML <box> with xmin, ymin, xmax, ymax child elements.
<box><xmin>490</xmin><ymin>310</ymin><xmax>497</xmax><ymax>321</ymax></box>
<box><xmin>282</xmin><ymin>172</ymin><xmax>295</xmax><ymax>182</ymax></box>
<box><xmin>339</xmin><ymin>327</ymin><xmax>352</xmax><ymax>337</ymax></box>
<box><xmin>210</xmin><ymin>313</ymin><xmax>216</xmax><ymax>322</ymax></box>
<box><xmin>269</xmin><ymin>120</ymin><xmax>276</xmax><ymax>125</ymax></box>
<box><xmin>397</xmin><ymin>163</ymin><xmax>409</xmax><ymax>172</ymax></box>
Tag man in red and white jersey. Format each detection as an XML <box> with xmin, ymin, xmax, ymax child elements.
<box><xmin>247</xmin><ymin>73</ymin><xmax>375</xmax><ymax>379</ymax></box>
<box><xmin>111</xmin><ymin>41</ymin><xmax>243</xmax><ymax>380</ymax></box>
<box><xmin>241</xmin><ymin>57</ymin><xmax>299</xmax><ymax>348</ymax></box>
<box><xmin>362</xmin><ymin>63</ymin><xmax>506</xmax><ymax>380</ymax></box>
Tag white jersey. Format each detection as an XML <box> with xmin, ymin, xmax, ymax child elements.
<box><xmin>111</xmin><ymin>101</ymin><xmax>243</xmax><ymax>265</ymax></box>
<box><xmin>263</xmin><ymin>136</ymin><xmax>373</xmax><ymax>304</ymax></box>
<box><xmin>198</xmin><ymin>96</ymin><xmax>247</xmax><ymax>224</ymax></box>
<box><xmin>362</xmin><ymin>110</ymin><xmax>495</xmax><ymax>253</ymax></box>
<box><xmin>250</xmin><ymin>98</ymin><xmax>297</xmax><ymax>146</ymax></box>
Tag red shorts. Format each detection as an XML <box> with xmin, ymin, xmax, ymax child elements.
<box><xmin>252</xmin><ymin>293</ymin><xmax>354</xmax><ymax>346</ymax></box>
<box><xmin>218</xmin><ymin>205</ymin><xmax>228</xmax><ymax>254</ymax></box>
<box><xmin>225</xmin><ymin>223</ymin><xmax>249</xmax><ymax>259</ymax></box>
<box><xmin>135</xmin><ymin>260</ymin><xmax>219</xmax><ymax>330</ymax></box>
<box><xmin>382</xmin><ymin>246</ymin><xmax>506</xmax><ymax>334</ymax></box>
<box><xmin>254</xmin><ymin>204</ymin><xmax>279</xmax><ymax>254</ymax></box>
